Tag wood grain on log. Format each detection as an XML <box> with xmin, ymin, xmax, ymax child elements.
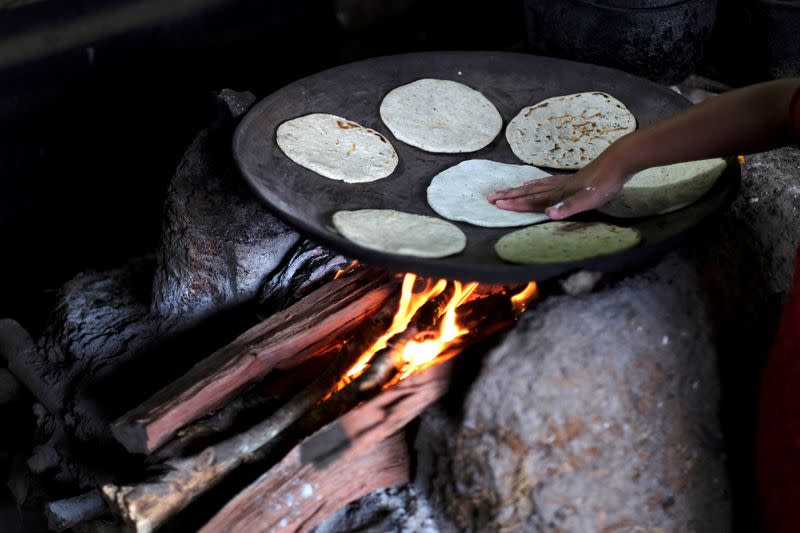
<box><xmin>112</xmin><ymin>269</ymin><xmax>398</xmax><ymax>454</ymax></box>
<box><xmin>198</xmin><ymin>360</ymin><xmax>456</xmax><ymax>533</ymax></box>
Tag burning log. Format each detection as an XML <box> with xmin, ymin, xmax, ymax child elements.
<box><xmin>198</xmin><ymin>361</ymin><xmax>457</xmax><ymax>532</ymax></box>
<box><xmin>112</xmin><ymin>268</ymin><xmax>398</xmax><ymax>454</ymax></box>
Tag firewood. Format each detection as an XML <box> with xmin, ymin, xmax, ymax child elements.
<box><xmin>112</xmin><ymin>268</ymin><xmax>398</xmax><ymax>454</ymax></box>
<box><xmin>103</xmin><ymin>284</ymin><xmax>521</xmax><ymax>532</ymax></box>
<box><xmin>198</xmin><ymin>433</ymin><xmax>409</xmax><ymax>533</ymax></box>
<box><xmin>198</xmin><ymin>361</ymin><xmax>456</xmax><ymax>532</ymax></box>
<box><xmin>102</xmin><ymin>290</ymin><xmax>403</xmax><ymax>533</ymax></box>
<box><xmin>148</xmin><ymin>349</ymin><xmax>350</xmax><ymax>462</ymax></box>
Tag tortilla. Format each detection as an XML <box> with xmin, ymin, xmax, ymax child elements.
<box><xmin>599</xmin><ymin>158</ymin><xmax>727</xmax><ymax>218</ymax></box>
<box><xmin>276</xmin><ymin>113</ymin><xmax>398</xmax><ymax>183</ymax></box>
<box><xmin>332</xmin><ymin>209</ymin><xmax>466</xmax><ymax>258</ymax></box>
<box><xmin>379</xmin><ymin>79</ymin><xmax>503</xmax><ymax>153</ymax></box>
<box><xmin>427</xmin><ymin>159</ymin><xmax>551</xmax><ymax>227</ymax></box>
<box><xmin>506</xmin><ymin>92</ymin><xmax>636</xmax><ymax>169</ymax></box>
<box><xmin>495</xmin><ymin>221</ymin><xmax>641</xmax><ymax>264</ymax></box>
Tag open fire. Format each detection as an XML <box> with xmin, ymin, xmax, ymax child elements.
<box><xmin>102</xmin><ymin>266</ymin><xmax>538</xmax><ymax>532</ymax></box>
<box><xmin>340</xmin><ymin>272</ymin><xmax>537</xmax><ymax>389</ymax></box>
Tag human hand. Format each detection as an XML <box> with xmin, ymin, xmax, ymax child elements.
<box><xmin>487</xmin><ymin>155</ymin><xmax>630</xmax><ymax>220</ymax></box>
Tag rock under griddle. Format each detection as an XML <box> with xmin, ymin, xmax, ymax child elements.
<box><xmin>151</xmin><ymin>91</ymin><xmax>300</xmax><ymax>325</ymax></box>
<box><xmin>417</xmin><ymin>252</ymin><xmax>731</xmax><ymax>531</ymax></box>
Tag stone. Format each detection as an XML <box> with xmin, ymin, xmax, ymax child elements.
<box><xmin>730</xmin><ymin>148</ymin><xmax>800</xmax><ymax>294</ymax></box>
<box><xmin>151</xmin><ymin>89</ymin><xmax>300</xmax><ymax>325</ymax></box>
<box><xmin>0</xmin><ymin>368</ymin><xmax>20</xmax><ymax>404</ymax></box>
<box><xmin>418</xmin><ymin>252</ymin><xmax>730</xmax><ymax>531</ymax></box>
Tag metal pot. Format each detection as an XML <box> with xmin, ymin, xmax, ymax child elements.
<box><xmin>524</xmin><ymin>0</ymin><xmax>718</xmax><ymax>84</ymax></box>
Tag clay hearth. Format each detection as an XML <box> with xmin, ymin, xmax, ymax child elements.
<box><xmin>1</xmin><ymin>89</ymin><xmax>798</xmax><ymax>532</ymax></box>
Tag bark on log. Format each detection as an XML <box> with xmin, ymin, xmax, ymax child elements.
<box><xmin>198</xmin><ymin>360</ymin><xmax>456</xmax><ymax>533</ymax></box>
<box><xmin>112</xmin><ymin>269</ymin><xmax>398</xmax><ymax>454</ymax></box>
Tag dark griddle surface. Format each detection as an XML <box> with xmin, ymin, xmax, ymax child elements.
<box><xmin>234</xmin><ymin>51</ymin><xmax>737</xmax><ymax>283</ymax></box>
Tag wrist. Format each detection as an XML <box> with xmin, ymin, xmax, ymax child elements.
<box><xmin>594</xmin><ymin>136</ymin><xmax>639</xmax><ymax>183</ymax></box>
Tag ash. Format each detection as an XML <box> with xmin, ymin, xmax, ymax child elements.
<box><xmin>312</xmin><ymin>484</ymin><xmax>443</xmax><ymax>533</ymax></box>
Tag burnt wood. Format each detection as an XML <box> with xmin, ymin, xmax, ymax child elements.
<box><xmin>112</xmin><ymin>268</ymin><xmax>398</xmax><ymax>454</ymax></box>
<box><xmin>234</xmin><ymin>51</ymin><xmax>739</xmax><ymax>284</ymax></box>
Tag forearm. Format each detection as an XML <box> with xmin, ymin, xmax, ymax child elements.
<box><xmin>608</xmin><ymin>78</ymin><xmax>800</xmax><ymax>175</ymax></box>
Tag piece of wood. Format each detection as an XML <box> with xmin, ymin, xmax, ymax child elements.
<box><xmin>199</xmin><ymin>433</ymin><xmax>409</xmax><ymax>533</ymax></box>
<box><xmin>45</xmin><ymin>490</ymin><xmax>108</xmax><ymax>532</ymax></box>
<box><xmin>148</xmin><ymin>351</ymin><xmax>339</xmax><ymax>462</ymax></box>
<box><xmin>102</xmin><ymin>290</ymin><xmax>403</xmax><ymax>533</ymax></box>
<box><xmin>112</xmin><ymin>268</ymin><xmax>398</xmax><ymax>454</ymax></box>
<box><xmin>198</xmin><ymin>360</ymin><xmax>456</xmax><ymax>533</ymax></box>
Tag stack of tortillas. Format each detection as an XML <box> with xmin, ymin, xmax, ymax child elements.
<box><xmin>599</xmin><ymin>158</ymin><xmax>727</xmax><ymax>218</ymax></box>
<box><xmin>427</xmin><ymin>159</ymin><xmax>550</xmax><ymax>227</ymax></box>
<box><xmin>506</xmin><ymin>92</ymin><xmax>636</xmax><ymax>169</ymax></box>
<box><xmin>380</xmin><ymin>79</ymin><xmax>503</xmax><ymax>153</ymax></box>
<box><xmin>276</xmin><ymin>113</ymin><xmax>398</xmax><ymax>183</ymax></box>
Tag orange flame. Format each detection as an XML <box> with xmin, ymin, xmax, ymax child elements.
<box><xmin>343</xmin><ymin>273</ymin><xmax>446</xmax><ymax>382</ymax></box>
<box><xmin>511</xmin><ymin>282</ymin><xmax>538</xmax><ymax>313</ymax></box>
<box><xmin>334</xmin><ymin>275</ymin><xmax>539</xmax><ymax>393</ymax></box>
<box><xmin>737</xmin><ymin>155</ymin><xmax>745</xmax><ymax>166</ymax></box>
<box><xmin>332</xmin><ymin>260</ymin><xmax>359</xmax><ymax>280</ymax></box>
<box><xmin>392</xmin><ymin>280</ymin><xmax>479</xmax><ymax>382</ymax></box>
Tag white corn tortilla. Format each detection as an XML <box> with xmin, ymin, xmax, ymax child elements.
<box><xmin>379</xmin><ymin>79</ymin><xmax>503</xmax><ymax>153</ymax></box>
<box><xmin>332</xmin><ymin>209</ymin><xmax>466</xmax><ymax>258</ymax></box>
<box><xmin>276</xmin><ymin>113</ymin><xmax>398</xmax><ymax>183</ymax></box>
<box><xmin>599</xmin><ymin>158</ymin><xmax>727</xmax><ymax>218</ymax></box>
<box><xmin>495</xmin><ymin>221</ymin><xmax>641</xmax><ymax>264</ymax></box>
<box><xmin>427</xmin><ymin>159</ymin><xmax>551</xmax><ymax>227</ymax></box>
<box><xmin>506</xmin><ymin>92</ymin><xmax>636</xmax><ymax>169</ymax></box>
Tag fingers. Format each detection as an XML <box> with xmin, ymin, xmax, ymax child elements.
<box><xmin>494</xmin><ymin>195</ymin><xmax>554</xmax><ymax>212</ymax></box>
<box><xmin>545</xmin><ymin>187</ymin><xmax>607</xmax><ymax>219</ymax></box>
<box><xmin>487</xmin><ymin>175</ymin><xmax>565</xmax><ymax>203</ymax></box>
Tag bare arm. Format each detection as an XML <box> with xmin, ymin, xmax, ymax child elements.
<box><xmin>488</xmin><ymin>78</ymin><xmax>800</xmax><ymax>219</ymax></box>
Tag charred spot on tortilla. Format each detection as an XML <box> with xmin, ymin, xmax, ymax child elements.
<box><xmin>506</xmin><ymin>92</ymin><xmax>636</xmax><ymax>170</ymax></box>
<box><xmin>276</xmin><ymin>113</ymin><xmax>398</xmax><ymax>183</ymax></box>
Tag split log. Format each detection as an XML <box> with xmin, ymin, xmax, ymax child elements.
<box><xmin>102</xmin><ymin>289</ymin><xmax>404</xmax><ymax>533</ymax></box>
<box><xmin>206</xmin><ymin>432</ymin><xmax>409</xmax><ymax>533</ymax></box>
<box><xmin>112</xmin><ymin>268</ymin><xmax>398</xmax><ymax>454</ymax></box>
<box><xmin>198</xmin><ymin>360</ymin><xmax>456</xmax><ymax>533</ymax></box>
